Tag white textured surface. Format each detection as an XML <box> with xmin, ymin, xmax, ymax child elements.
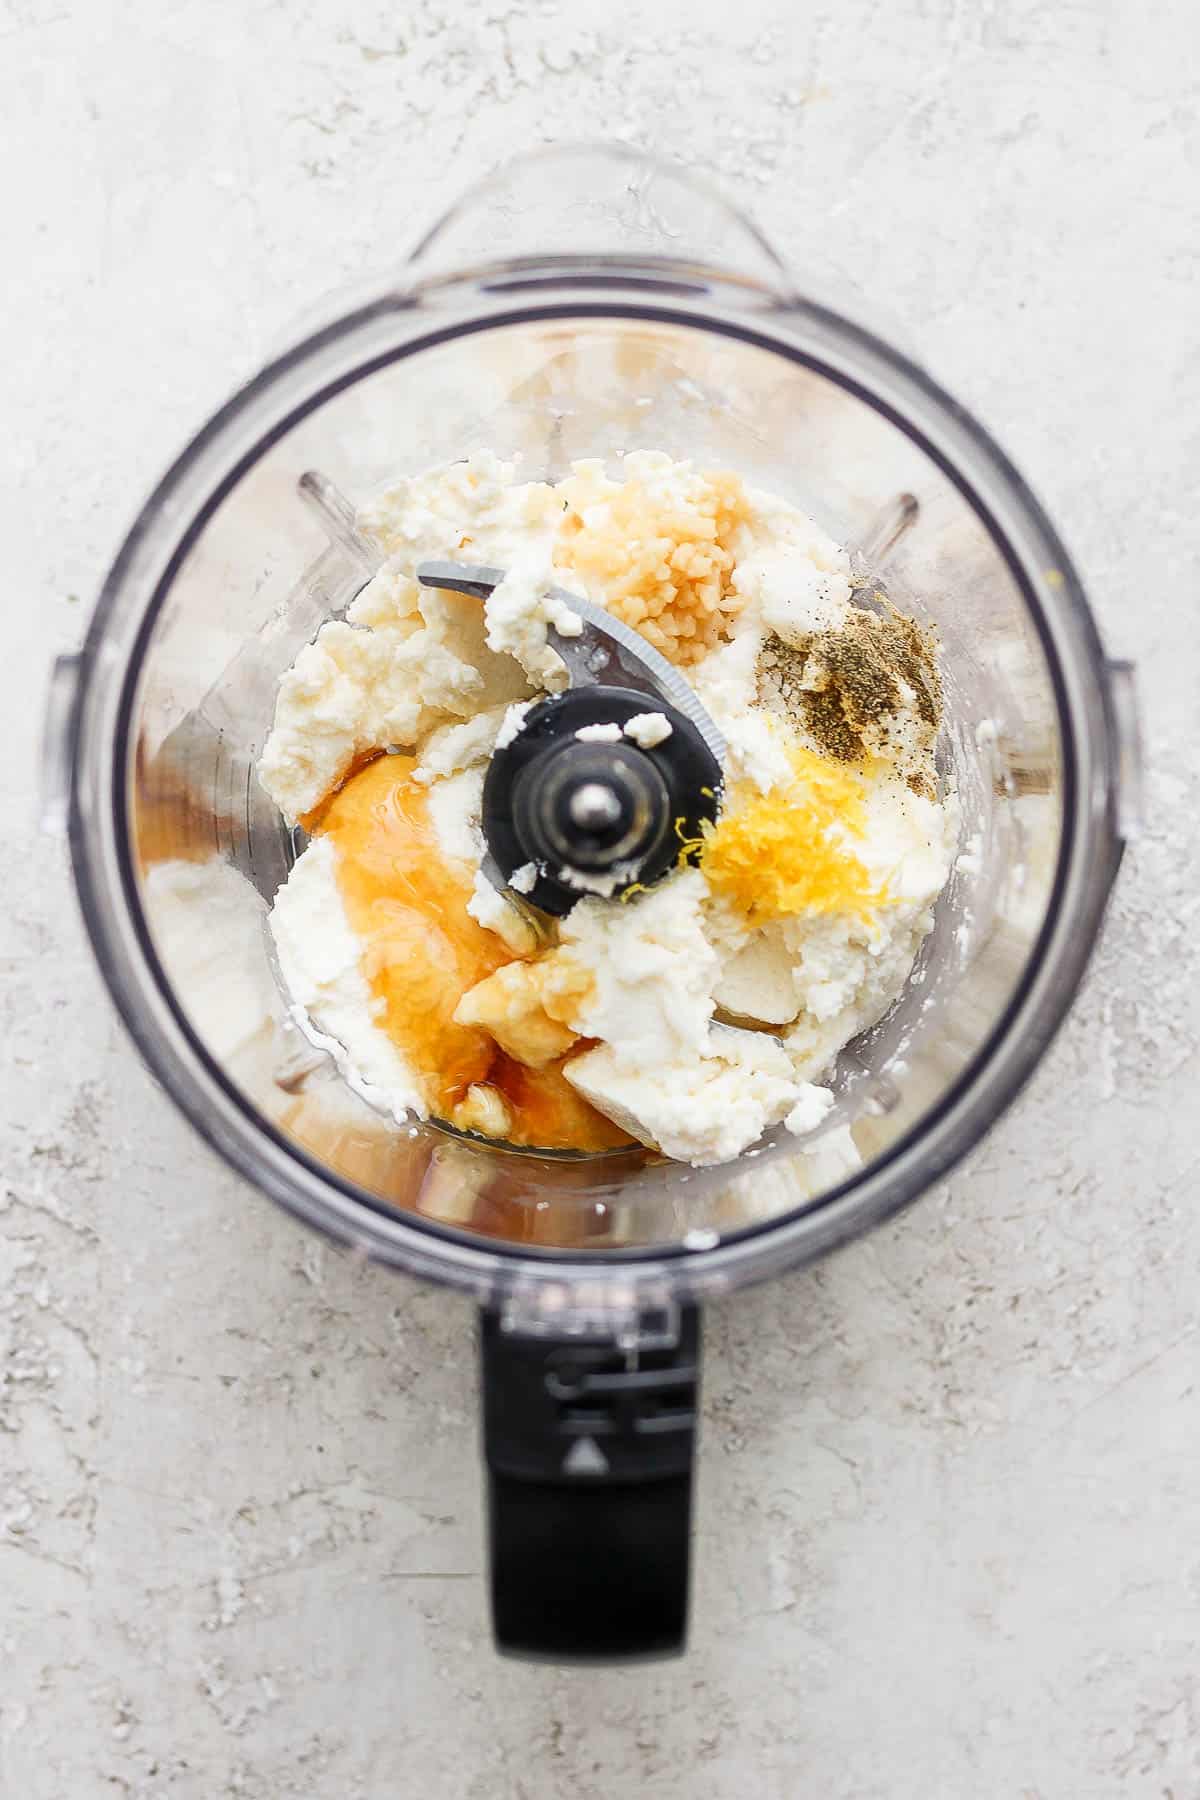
<box><xmin>3</xmin><ymin>2</ymin><xmax>1198</xmax><ymax>1795</ymax></box>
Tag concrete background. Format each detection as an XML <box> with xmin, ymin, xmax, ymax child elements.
<box><xmin>3</xmin><ymin>1</ymin><xmax>1198</xmax><ymax>1793</ymax></box>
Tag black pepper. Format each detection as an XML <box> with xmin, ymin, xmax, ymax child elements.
<box><xmin>756</xmin><ymin>599</ymin><xmax>943</xmax><ymax>798</ymax></box>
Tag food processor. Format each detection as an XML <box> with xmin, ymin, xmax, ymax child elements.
<box><xmin>44</xmin><ymin>146</ymin><xmax>1140</xmax><ymax>1662</ymax></box>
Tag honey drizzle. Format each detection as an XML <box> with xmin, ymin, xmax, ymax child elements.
<box><xmin>311</xmin><ymin>755</ymin><xmax>632</xmax><ymax>1153</ymax></box>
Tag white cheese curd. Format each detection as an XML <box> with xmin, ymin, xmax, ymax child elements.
<box><xmin>623</xmin><ymin>712</ymin><xmax>673</xmax><ymax>748</ymax></box>
<box><xmin>557</xmin><ymin>869</ymin><xmax>717</xmax><ymax>1063</ymax></box>
<box><xmin>465</xmin><ymin>869</ymin><xmax>539</xmax><ymax>957</ymax></box>
<box><xmin>690</xmin><ymin>623</ymin><xmax>793</xmax><ymax>792</ymax></box>
<box><xmin>424</xmin><ymin>765</ymin><xmax>486</xmax><ymax>867</ymax></box>
<box><xmin>575</xmin><ymin>722</ymin><xmax>623</xmax><ymax>744</ymax></box>
<box><xmin>260</xmin><ymin>452</ymin><xmax>551</xmax><ymax>820</ymax></box>
<box><xmin>734</xmin><ymin>542</ymin><xmax>852</xmax><ymax>644</ymax></box>
<box><xmin>717</xmin><ymin>704</ymin><xmax>795</xmax><ymax>794</ymax></box>
<box><xmin>257</xmin><ymin>615</ymin><xmax>485</xmax><ymax>822</ymax></box>
<box><xmin>413</xmin><ymin>705</ymin><xmax>511</xmax><ymax>785</ymax></box>
<box><xmin>565</xmin><ymin>1026</ymin><xmax>800</xmax><ymax>1167</ymax></box>
<box><xmin>545</xmin><ymin>880</ymin><xmax>809</xmax><ymax>1165</ymax></box>
<box><xmin>784</xmin><ymin>1083</ymin><xmax>837</xmax><ymax>1137</ymax></box>
<box><xmin>557</xmin><ymin>859</ymin><xmax>644</xmax><ymax>899</ymax></box>
<box><xmin>484</xmin><ymin>558</ymin><xmax>576</xmax><ymax>686</ymax></box>
<box><xmin>732</xmin><ymin>482</ymin><xmax>853</xmax><ymax>641</ymax></box>
<box><xmin>494</xmin><ymin>699</ymin><xmax>533</xmax><ymax>749</ymax></box>
<box><xmin>356</xmin><ymin>449</ymin><xmax>561</xmax><ymax>567</ymax></box>
<box><xmin>269</xmin><ymin>837</ymin><xmax>425</xmax><ymax>1121</ymax></box>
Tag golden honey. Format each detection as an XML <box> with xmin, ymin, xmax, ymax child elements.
<box><xmin>309</xmin><ymin>754</ymin><xmax>632</xmax><ymax>1154</ymax></box>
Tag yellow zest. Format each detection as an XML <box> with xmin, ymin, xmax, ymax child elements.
<box><xmin>698</xmin><ymin>747</ymin><xmax>889</xmax><ymax>924</ymax></box>
<box><xmin>671</xmin><ymin>814</ymin><xmax>705</xmax><ymax>867</ymax></box>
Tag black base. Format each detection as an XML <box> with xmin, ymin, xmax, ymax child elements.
<box><xmin>488</xmin><ymin>1471</ymin><xmax>692</xmax><ymax>1662</ymax></box>
<box><xmin>480</xmin><ymin>1305</ymin><xmax>701</xmax><ymax>1662</ymax></box>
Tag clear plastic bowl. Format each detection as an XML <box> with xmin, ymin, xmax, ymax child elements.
<box><xmin>51</xmin><ymin>146</ymin><xmax>1136</xmax><ymax>1324</ymax></box>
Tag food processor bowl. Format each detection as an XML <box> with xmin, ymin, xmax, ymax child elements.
<box><xmin>48</xmin><ymin>146</ymin><xmax>1138</xmax><ymax>1659</ymax></box>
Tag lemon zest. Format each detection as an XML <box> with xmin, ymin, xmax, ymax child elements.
<box><xmin>698</xmin><ymin>747</ymin><xmax>890</xmax><ymax>924</ymax></box>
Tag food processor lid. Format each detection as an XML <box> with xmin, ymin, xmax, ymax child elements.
<box><xmin>51</xmin><ymin>147</ymin><xmax>1139</xmax><ymax>1312</ymax></box>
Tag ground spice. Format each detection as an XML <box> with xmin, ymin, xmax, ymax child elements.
<box><xmin>757</xmin><ymin>598</ymin><xmax>942</xmax><ymax>798</ymax></box>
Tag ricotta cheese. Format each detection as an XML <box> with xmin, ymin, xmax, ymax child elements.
<box><xmin>270</xmin><ymin>836</ymin><xmax>425</xmax><ymax>1120</ymax></box>
<box><xmin>261</xmin><ymin>448</ymin><xmax>956</xmax><ymax>1170</ymax></box>
<box><xmin>623</xmin><ymin>712</ymin><xmax>673</xmax><ymax>748</ymax></box>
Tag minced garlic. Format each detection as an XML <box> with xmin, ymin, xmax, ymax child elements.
<box><xmin>556</xmin><ymin>460</ymin><xmax>751</xmax><ymax>666</ymax></box>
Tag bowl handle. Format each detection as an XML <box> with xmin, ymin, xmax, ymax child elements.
<box><xmin>406</xmin><ymin>142</ymin><xmax>790</xmax><ymax>294</ymax></box>
<box><xmin>479</xmin><ymin>1301</ymin><xmax>701</xmax><ymax>1661</ymax></box>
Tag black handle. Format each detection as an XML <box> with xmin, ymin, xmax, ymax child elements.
<box><xmin>479</xmin><ymin>1304</ymin><xmax>701</xmax><ymax>1662</ymax></box>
